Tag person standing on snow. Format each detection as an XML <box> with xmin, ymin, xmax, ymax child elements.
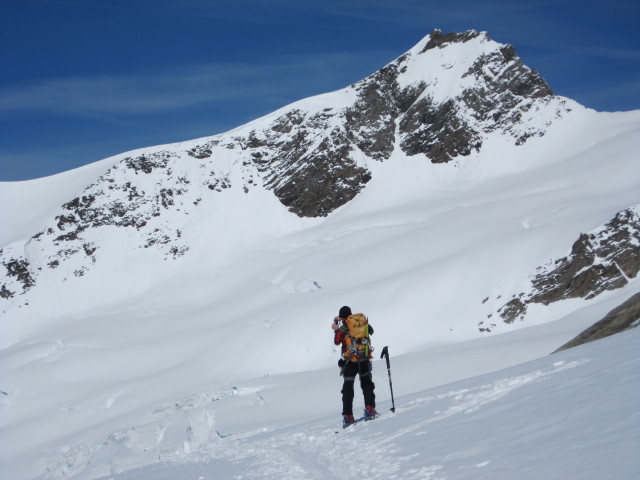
<box><xmin>332</xmin><ymin>305</ymin><xmax>377</xmax><ymax>427</ymax></box>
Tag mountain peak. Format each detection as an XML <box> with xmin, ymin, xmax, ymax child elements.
<box><xmin>0</xmin><ymin>31</ymin><xmax>576</xmax><ymax>316</ymax></box>
<box><xmin>419</xmin><ymin>28</ymin><xmax>485</xmax><ymax>52</ymax></box>
<box><xmin>249</xmin><ymin>28</ymin><xmax>560</xmax><ymax>214</ymax></box>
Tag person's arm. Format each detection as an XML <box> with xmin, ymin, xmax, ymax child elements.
<box><xmin>332</xmin><ymin>318</ymin><xmax>346</xmax><ymax>345</ymax></box>
<box><xmin>331</xmin><ymin>317</ymin><xmax>347</xmax><ymax>345</ymax></box>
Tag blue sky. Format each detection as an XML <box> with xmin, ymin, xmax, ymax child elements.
<box><xmin>1</xmin><ymin>0</ymin><xmax>639</xmax><ymax>181</ymax></box>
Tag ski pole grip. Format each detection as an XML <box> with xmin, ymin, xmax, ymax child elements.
<box><xmin>380</xmin><ymin>346</ymin><xmax>389</xmax><ymax>359</ymax></box>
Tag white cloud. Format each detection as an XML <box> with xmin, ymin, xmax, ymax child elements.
<box><xmin>0</xmin><ymin>52</ymin><xmax>375</xmax><ymax>117</ymax></box>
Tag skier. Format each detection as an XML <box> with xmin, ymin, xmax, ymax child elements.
<box><xmin>332</xmin><ymin>305</ymin><xmax>377</xmax><ymax>427</ymax></box>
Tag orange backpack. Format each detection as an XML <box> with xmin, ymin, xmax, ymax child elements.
<box><xmin>343</xmin><ymin>313</ymin><xmax>372</xmax><ymax>362</ymax></box>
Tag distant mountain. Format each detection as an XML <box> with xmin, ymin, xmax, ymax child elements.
<box><xmin>0</xmin><ymin>29</ymin><xmax>580</xmax><ymax>314</ymax></box>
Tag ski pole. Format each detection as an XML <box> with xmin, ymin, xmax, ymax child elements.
<box><xmin>380</xmin><ymin>346</ymin><xmax>396</xmax><ymax>412</ymax></box>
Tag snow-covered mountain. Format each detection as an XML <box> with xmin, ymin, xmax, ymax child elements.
<box><xmin>1</xmin><ymin>29</ymin><xmax>639</xmax><ymax>480</ymax></box>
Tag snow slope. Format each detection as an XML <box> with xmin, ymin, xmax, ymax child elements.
<box><xmin>0</xmin><ymin>156</ymin><xmax>117</xmax><ymax>247</ymax></box>
<box><xmin>64</xmin><ymin>312</ymin><xmax>640</xmax><ymax>480</ymax></box>
<box><xmin>1</xmin><ymin>31</ymin><xmax>640</xmax><ymax>480</ymax></box>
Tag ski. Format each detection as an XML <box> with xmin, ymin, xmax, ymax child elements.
<box><xmin>335</xmin><ymin>413</ymin><xmax>380</xmax><ymax>433</ymax></box>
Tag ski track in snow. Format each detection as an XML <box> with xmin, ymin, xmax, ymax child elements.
<box><xmin>87</xmin><ymin>356</ymin><xmax>594</xmax><ymax>480</ymax></box>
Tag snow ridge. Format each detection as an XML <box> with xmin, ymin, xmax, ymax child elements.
<box><xmin>0</xmin><ymin>29</ymin><xmax>571</xmax><ymax>314</ymax></box>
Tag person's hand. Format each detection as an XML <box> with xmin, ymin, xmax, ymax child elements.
<box><xmin>331</xmin><ymin>321</ymin><xmax>339</xmax><ymax>331</ymax></box>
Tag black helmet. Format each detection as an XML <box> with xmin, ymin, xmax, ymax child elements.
<box><xmin>338</xmin><ymin>306</ymin><xmax>352</xmax><ymax>319</ymax></box>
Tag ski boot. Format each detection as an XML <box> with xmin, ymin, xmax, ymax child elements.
<box><xmin>363</xmin><ymin>405</ymin><xmax>378</xmax><ymax>420</ymax></box>
<box><xmin>342</xmin><ymin>414</ymin><xmax>356</xmax><ymax>428</ymax></box>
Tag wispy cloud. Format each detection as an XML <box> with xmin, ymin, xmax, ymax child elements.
<box><xmin>300</xmin><ymin>0</ymin><xmax>580</xmax><ymax>27</ymax></box>
<box><xmin>567</xmin><ymin>79</ymin><xmax>640</xmax><ymax>112</ymax></box>
<box><xmin>0</xmin><ymin>48</ymin><xmax>398</xmax><ymax>181</ymax></box>
<box><xmin>573</xmin><ymin>46</ymin><xmax>640</xmax><ymax>63</ymax></box>
<box><xmin>0</xmin><ymin>52</ymin><xmax>377</xmax><ymax>117</ymax></box>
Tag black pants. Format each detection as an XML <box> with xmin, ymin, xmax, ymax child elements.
<box><xmin>341</xmin><ymin>360</ymin><xmax>375</xmax><ymax>415</ymax></box>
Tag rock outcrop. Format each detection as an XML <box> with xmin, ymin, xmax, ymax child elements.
<box><xmin>552</xmin><ymin>292</ymin><xmax>640</xmax><ymax>353</ymax></box>
<box><xmin>0</xmin><ymin>29</ymin><xmax>573</xmax><ymax>312</ymax></box>
<box><xmin>480</xmin><ymin>205</ymin><xmax>640</xmax><ymax>329</ymax></box>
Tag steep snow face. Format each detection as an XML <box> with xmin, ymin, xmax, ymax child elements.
<box><xmin>0</xmin><ymin>29</ymin><xmax>640</xmax><ymax>480</ymax></box>
<box><xmin>1</xmin><ymin>29</ymin><xmax>575</xmax><ymax>319</ymax></box>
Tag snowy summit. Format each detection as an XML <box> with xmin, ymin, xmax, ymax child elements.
<box><xmin>1</xmin><ymin>30</ymin><xmax>639</xmax><ymax>480</ymax></box>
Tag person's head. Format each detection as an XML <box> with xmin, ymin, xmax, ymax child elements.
<box><xmin>338</xmin><ymin>306</ymin><xmax>352</xmax><ymax>319</ymax></box>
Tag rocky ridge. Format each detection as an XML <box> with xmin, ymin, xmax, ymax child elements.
<box><xmin>0</xmin><ymin>29</ymin><xmax>582</xmax><ymax>313</ymax></box>
<box><xmin>479</xmin><ymin>205</ymin><xmax>640</xmax><ymax>331</ymax></box>
<box><xmin>552</xmin><ymin>291</ymin><xmax>640</xmax><ymax>353</ymax></box>
<box><xmin>246</xmin><ymin>29</ymin><xmax>561</xmax><ymax>217</ymax></box>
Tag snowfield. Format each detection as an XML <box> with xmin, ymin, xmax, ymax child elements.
<box><xmin>84</xmin><ymin>321</ymin><xmax>640</xmax><ymax>480</ymax></box>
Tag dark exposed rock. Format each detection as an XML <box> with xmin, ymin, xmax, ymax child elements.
<box><xmin>275</xmin><ymin>157</ymin><xmax>371</xmax><ymax>217</ymax></box>
<box><xmin>0</xmin><ymin>284</ymin><xmax>14</xmax><ymax>298</ymax></box>
<box><xmin>228</xmin><ymin>29</ymin><xmax>562</xmax><ymax>217</ymax></box>
<box><xmin>395</xmin><ymin>83</ymin><xmax>427</xmax><ymax>114</ymax></box>
<box><xmin>63</xmin><ymin>195</ymin><xmax>96</xmax><ymax>211</ymax></box>
<box><xmin>495</xmin><ymin>206</ymin><xmax>640</xmax><ymax>324</ymax></box>
<box><xmin>270</xmin><ymin>109</ymin><xmax>306</xmax><ymax>134</ymax></box>
<box><xmin>159</xmin><ymin>189</ymin><xmax>175</xmax><ymax>209</ymax></box>
<box><xmin>125</xmin><ymin>153</ymin><xmax>171</xmax><ymax>174</ymax></box>
<box><xmin>83</xmin><ymin>243</ymin><xmax>97</xmax><ymax>256</ymax></box>
<box><xmin>343</xmin><ymin>63</ymin><xmax>402</xmax><ymax>161</ymax></box>
<box><xmin>169</xmin><ymin>245</ymin><xmax>189</xmax><ymax>257</ymax></box>
<box><xmin>460</xmin><ymin>46</ymin><xmax>554</xmax><ymax>144</ymax></box>
<box><xmin>463</xmin><ymin>47</ymin><xmax>553</xmax><ymax>101</ymax></box>
<box><xmin>3</xmin><ymin>258</ymin><xmax>35</xmax><ymax>293</ymax></box>
<box><xmin>552</xmin><ymin>292</ymin><xmax>640</xmax><ymax>353</ymax></box>
<box><xmin>187</xmin><ymin>140</ymin><xmax>219</xmax><ymax>159</ymax></box>
<box><xmin>268</xmin><ymin>126</ymin><xmax>372</xmax><ymax>217</ymax></box>
<box><xmin>56</xmin><ymin>214</ymin><xmax>77</xmax><ymax>230</ymax></box>
<box><xmin>531</xmin><ymin>208</ymin><xmax>640</xmax><ymax>305</ymax></box>
<box><xmin>400</xmin><ymin>98</ymin><xmax>482</xmax><ymax>163</ymax></box>
<box><xmin>246</xmin><ymin>116</ymin><xmax>349</xmax><ymax>216</ymax></box>
<box><xmin>207</xmin><ymin>174</ymin><xmax>231</xmax><ymax>192</ymax></box>
<box><xmin>244</xmin><ymin>29</ymin><xmax>557</xmax><ymax>216</ymax></box>
<box><xmin>421</xmin><ymin>29</ymin><xmax>482</xmax><ymax>52</ymax></box>
<box><xmin>55</xmin><ymin>230</ymin><xmax>84</xmax><ymax>242</ymax></box>
<box><xmin>498</xmin><ymin>298</ymin><xmax>527</xmax><ymax>325</ymax></box>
